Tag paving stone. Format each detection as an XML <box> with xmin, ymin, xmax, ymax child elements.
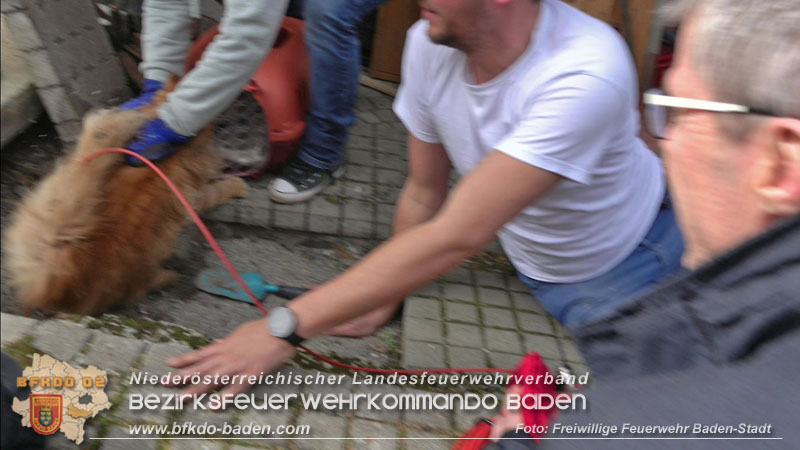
<box><xmin>483</xmin><ymin>329</ymin><xmax>523</xmax><ymax>355</ymax></box>
<box><xmin>344</xmin><ymin>199</ymin><xmax>374</xmax><ymax>221</ymax></box>
<box><xmin>517</xmin><ymin>312</ymin><xmax>555</xmax><ymax>335</ymax></box>
<box><xmin>405</xmin><ymin>297</ymin><xmax>442</xmax><ymax>320</ymax></box>
<box><xmin>237</xmin><ymin>204</ymin><xmax>271</xmax><ymax>227</ymax></box>
<box><xmin>376</xmin><ymin>224</ymin><xmax>392</xmax><ymax>239</ymax></box>
<box><xmin>441</xmin><ymin>283</ymin><xmax>475</xmax><ymax>302</ymax></box>
<box><xmin>30</xmin><ymin>319</ymin><xmax>92</xmax><ymax>361</ymax></box>
<box><xmin>102</xmin><ymin>426</ymin><xmax>157</xmax><ymax>450</ymax></box>
<box><xmin>405</xmin><ymin>429</ymin><xmax>453</xmax><ymax>450</ymax></box>
<box><xmin>402</xmin><ymin>390</ymin><xmax>452</xmax><ymax>430</ymax></box>
<box><xmin>481</xmin><ymin>307</ymin><xmax>515</xmax><ymax>330</ymax></box>
<box><xmin>477</xmin><ymin>287</ymin><xmax>512</xmax><ymax>308</ymax></box>
<box><xmin>376</xmin><ymin>138</ymin><xmax>405</xmax><ymax>155</ymax></box>
<box><xmin>0</xmin><ymin>312</ymin><xmax>37</xmax><ymax>346</ymax></box>
<box><xmin>402</xmin><ymin>340</ymin><xmax>445</xmax><ymax>370</ymax></box>
<box><xmin>341</xmin><ymin>219</ymin><xmax>373</xmax><ymax>238</ymax></box>
<box><xmin>308</xmin><ymin>197</ymin><xmax>342</xmax><ymax>217</ymax></box>
<box><xmin>444</xmin><ymin>323</ymin><xmax>482</xmax><ymax>348</ymax></box>
<box><xmin>376</xmin><ymin>203</ymin><xmax>395</xmax><ymax>225</ymax></box>
<box><xmin>474</xmin><ymin>272</ymin><xmax>505</xmax><ymax>289</ymax></box>
<box><xmin>84</xmin><ymin>333</ymin><xmax>145</xmax><ymax>375</ymax></box>
<box><xmin>139</xmin><ymin>342</ymin><xmax>193</xmax><ymax>375</ymax></box>
<box><xmin>442</xmin><ymin>268</ymin><xmax>472</xmax><ymax>284</ymax></box>
<box><xmin>376</xmin><ymin>109</ymin><xmax>399</xmax><ymax>123</ymax></box>
<box><xmin>376</xmin><ymin>168</ymin><xmax>405</xmax><ymax>187</ymax></box>
<box><xmin>273</xmin><ymin>211</ymin><xmax>305</xmax><ymax>231</ymax></box>
<box><xmin>309</xmin><ymin>215</ymin><xmax>339</xmax><ymax>235</ymax></box>
<box><xmin>415</xmin><ymin>283</ymin><xmax>440</xmax><ymax>298</ymax></box>
<box><xmin>402</xmin><ymin>318</ymin><xmax>443</xmax><ymax>343</ymax></box>
<box><xmin>339</xmin><ymin>181</ymin><xmax>374</xmax><ymax>200</ymax></box>
<box><xmin>374</xmin><ymin>185</ymin><xmax>401</xmax><ymax>204</ymax></box>
<box><xmin>444</xmin><ymin>302</ymin><xmax>479</xmax><ymax>324</ymax></box>
<box><xmin>446</xmin><ymin>346</ymin><xmax>486</xmax><ymax>369</ymax></box>
<box><xmin>376</xmin><ymin>153</ymin><xmax>405</xmax><ymax>170</ymax></box>
<box><xmin>345</xmin><ymin>164</ymin><xmax>374</xmax><ymax>183</ymax></box>
<box><xmin>522</xmin><ymin>334</ymin><xmax>561</xmax><ymax>360</ymax></box>
<box><xmin>510</xmin><ymin>291</ymin><xmax>547</xmax><ymax>315</ymax></box>
<box><xmin>350</xmin><ymin>419</ymin><xmax>400</xmax><ymax>450</ymax></box>
<box><xmin>350</xmin><ymin>119</ymin><xmax>373</xmax><ymax>137</ymax></box>
<box><xmin>356</xmin><ymin>110</ymin><xmax>380</xmax><ymax>125</ymax></box>
<box><xmin>295</xmin><ymin>412</ymin><xmax>346</xmax><ymax>450</ymax></box>
<box><xmin>488</xmin><ymin>352</ymin><xmax>524</xmax><ymax>370</ymax></box>
<box><xmin>507</xmin><ymin>277</ymin><xmax>530</xmax><ymax>293</ymax></box>
<box><xmin>348</xmin><ymin>149</ymin><xmax>375</xmax><ymax>166</ymax></box>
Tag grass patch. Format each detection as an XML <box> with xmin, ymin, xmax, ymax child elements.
<box><xmin>3</xmin><ymin>335</ymin><xmax>42</xmax><ymax>367</ymax></box>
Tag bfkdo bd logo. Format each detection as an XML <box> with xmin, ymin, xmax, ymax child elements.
<box><xmin>30</xmin><ymin>394</ymin><xmax>63</xmax><ymax>435</ymax></box>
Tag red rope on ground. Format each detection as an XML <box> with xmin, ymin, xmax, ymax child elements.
<box><xmin>84</xmin><ymin>148</ymin><xmax>514</xmax><ymax>376</ymax></box>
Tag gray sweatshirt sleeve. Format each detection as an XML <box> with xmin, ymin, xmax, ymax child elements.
<box><xmin>140</xmin><ymin>0</ymin><xmax>288</xmax><ymax>136</ymax></box>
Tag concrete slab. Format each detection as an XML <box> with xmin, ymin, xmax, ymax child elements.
<box><xmin>1</xmin><ymin>15</ymin><xmax>42</xmax><ymax>148</ymax></box>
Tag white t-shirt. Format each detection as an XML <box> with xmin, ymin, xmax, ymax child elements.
<box><xmin>393</xmin><ymin>0</ymin><xmax>665</xmax><ymax>283</ymax></box>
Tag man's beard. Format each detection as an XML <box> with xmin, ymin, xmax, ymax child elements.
<box><xmin>428</xmin><ymin>27</ymin><xmax>463</xmax><ymax>50</ymax></box>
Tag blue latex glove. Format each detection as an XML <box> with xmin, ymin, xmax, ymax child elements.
<box><xmin>120</xmin><ymin>79</ymin><xmax>164</xmax><ymax>110</ymax></box>
<box><xmin>125</xmin><ymin>118</ymin><xmax>190</xmax><ymax>166</ymax></box>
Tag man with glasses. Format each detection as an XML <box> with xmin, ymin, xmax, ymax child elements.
<box><xmin>483</xmin><ymin>0</ymin><xmax>799</xmax><ymax>445</ymax></box>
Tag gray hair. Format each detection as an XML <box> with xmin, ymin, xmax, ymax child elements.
<box><xmin>661</xmin><ymin>0</ymin><xmax>800</xmax><ymax>139</ymax></box>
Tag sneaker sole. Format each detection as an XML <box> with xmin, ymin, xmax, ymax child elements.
<box><xmin>268</xmin><ymin>175</ymin><xmax>333</xmax><ymax>204</ymax></box>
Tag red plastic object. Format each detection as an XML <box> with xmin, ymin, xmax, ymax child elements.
<box><xmin>185</xmin><ymin>17</ymin><xmax>310</xmax><ymax>174</ymax></box>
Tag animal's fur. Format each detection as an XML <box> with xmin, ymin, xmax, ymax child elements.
<box><xmin>3</xmin><ymin>106</ymin><xmax>248</xmax><ymax>314</ymax></box>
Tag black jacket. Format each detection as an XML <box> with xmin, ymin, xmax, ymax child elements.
<box><xmin>488</xmin><ymin>216</ymin><xmax>800</xmax><ymax>450</ymax></box>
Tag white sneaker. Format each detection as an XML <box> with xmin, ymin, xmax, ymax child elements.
<box><xmin>268</xmin><ymin>159</ymin><xmax>342</xmax><ymax>204</ymax></box>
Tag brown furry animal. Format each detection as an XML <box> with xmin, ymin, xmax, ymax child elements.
<box><xmin>3</xmin><ymin>107</ymin><xmax>248</xmax><ymax>315</ymax></box>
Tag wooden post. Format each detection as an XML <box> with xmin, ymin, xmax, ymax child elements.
<box><xmin>369</xmin><ymin>0</ymin><xmax>421</xmax><ymax>83</ymax></box>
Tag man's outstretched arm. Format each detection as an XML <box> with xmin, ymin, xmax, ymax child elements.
<box><xmin>328</xmin><ymin>134</ymin><xmax>453</xmax><ymax>336</ymax></box>
<box><xmin>169</xmin><ymin>150</ymin><xmax>561</xmax><ymax>396</ymax></box>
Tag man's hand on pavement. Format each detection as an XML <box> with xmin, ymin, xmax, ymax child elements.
<box><xmin>166</xmin><ymin>319</ymin><xmax>297</xmax><ymax>399</ymax></box>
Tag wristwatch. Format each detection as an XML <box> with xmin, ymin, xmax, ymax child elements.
<box><xmin>267</xmin><ymin>307</ymin><xmax>306</xmax><ymax>346</ymax></box>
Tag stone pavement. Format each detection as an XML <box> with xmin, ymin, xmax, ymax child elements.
<box><xmin>1</xmin><ymin>77</ymin><xmax>588</xmax><ymax>449</ymax></box>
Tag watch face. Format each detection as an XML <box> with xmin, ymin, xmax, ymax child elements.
<box><xmin>269</xmin><ymin>307</ymin><xmax>297</xmax><ymax>338</ymax></box>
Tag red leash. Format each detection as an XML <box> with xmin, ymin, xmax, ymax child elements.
<box><xmin>84</xmin><ymin>148</ymin><xmax>514</xmax><ymax>376</ymax></box>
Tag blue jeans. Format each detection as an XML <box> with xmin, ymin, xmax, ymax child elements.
<box><xmin>289</xmin><ymin>0</ymin><xmax>390</xmax><ymax>171</ymax></box>
<box><xmin>518</xmin><ymin>193</ymin><xmax>685</xmax><ymax>328</ymax></box>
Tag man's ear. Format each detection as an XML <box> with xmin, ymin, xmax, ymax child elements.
<box><xmin>752</xmin><ymin>118</ymin><xmax>800</xmax><ymax>217</ymax></box>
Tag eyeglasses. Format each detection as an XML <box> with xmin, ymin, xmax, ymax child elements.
<box><xmin>642</xmin><ymin>88</ymin><xmax>780</xmax><ymax>139</ymax></box>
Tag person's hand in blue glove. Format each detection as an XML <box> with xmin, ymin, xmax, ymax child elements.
<box><xmin>120</xmin><ymin>79</ymin><xmax>164</xmax><ymax>110</ymax></box>
<box><xmin>125</xmin><ymin>117</ymin><xmax>190</xmax><ymax>167</ymax></box>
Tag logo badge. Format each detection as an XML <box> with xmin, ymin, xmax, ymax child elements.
<box><xmin>30</xmin><ymin>394</ymin><xmax>62</xmax><ymax>435</ymax></box>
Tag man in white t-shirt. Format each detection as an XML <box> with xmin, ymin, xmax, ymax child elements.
<box><xmin>167</xmin><ymin>0</ymin><xmax>684</xmax><ymax>393</ymax></box>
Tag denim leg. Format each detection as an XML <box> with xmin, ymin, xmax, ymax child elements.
<box><xmin>518</xmin><ymin>196</ymin><xmax>685</xmax><ymax>328</ymax></box>
<box><xmin>297</xmin><ymin>0</ymin><xmax>389</xmax><ymax>171</ymax></box>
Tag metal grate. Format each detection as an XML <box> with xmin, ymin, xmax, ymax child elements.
<box><xmin>213</xmin><ymin>91</ymin><xmax>270</xmax><ymax>175</ymax></box>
